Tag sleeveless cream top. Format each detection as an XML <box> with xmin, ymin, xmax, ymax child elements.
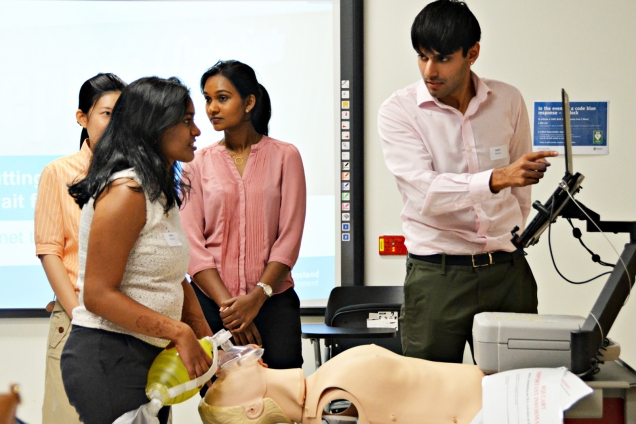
<box><xmin>72</xmin><ymin>168</ymin><xmax>189</xmax><ymax>347</ymax></box>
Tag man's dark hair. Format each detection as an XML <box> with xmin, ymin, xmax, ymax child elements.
<box><xmin>411</xmin><ymin>0</ymin><xmax>481</xmax><ymax>57</ymax></box>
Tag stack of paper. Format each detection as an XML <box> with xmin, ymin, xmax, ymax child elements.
<box><xmin>470</xmin><ymin>367</ymin><xmax>593</xmax><ymax>424</ymax></box>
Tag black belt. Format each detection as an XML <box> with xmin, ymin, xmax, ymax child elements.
<box><xmin>408</xmin><ymin>249</ymin><xmax>523</xmax><ymax>267</ymax></box>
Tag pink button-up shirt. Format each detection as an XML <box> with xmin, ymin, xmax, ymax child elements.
<box><xmin>180</xmin><ymin>136</ymin><xmax>306</xmax><ymax>297</ymax></box>
<box><xmin>378</xmin><ymin>74</ymin><xmax>532</xmax><ymax>255</ymax></box>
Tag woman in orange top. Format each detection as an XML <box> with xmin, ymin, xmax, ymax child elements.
<box><xmin>34</xmin><ymin>73</ymin><xmax>126</xmax><ymax>424</ymax></box>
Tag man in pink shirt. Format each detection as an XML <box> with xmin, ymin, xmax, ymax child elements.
<box><xmin>378</xmin><ymin>0</ymin><xmax>558</xmax><ymax>363</ymax></box>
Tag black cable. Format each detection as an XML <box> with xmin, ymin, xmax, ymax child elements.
<box><xmin>566</xmin><ymin>218</ymin><xmax>614</xmax><ymax>267</ymax></box>
<box><xmin>548</xmin><ymin>199</ymin><xmax>612</xmax><ymax>285</ymax></box>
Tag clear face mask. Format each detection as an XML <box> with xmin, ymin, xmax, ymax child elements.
<box><xmin>213</xmin><ymin>329</ymin><xmax>265</xmax><ymax>371</ymax></box>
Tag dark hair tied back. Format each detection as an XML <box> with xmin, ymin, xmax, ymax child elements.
<box><xmin>77</xmin><ymin>73</ymin><xmax>127</xmax><ymax>149</ymax></box>
<box><xmin>200</xmin><ymin>60</ymin><xmax>271</xmax><ymax>136</ymax></box>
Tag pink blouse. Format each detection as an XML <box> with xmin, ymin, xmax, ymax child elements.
<box><xmin>180</xmin><ymin>136</ymin><xmax>306</xmax><ymax>297</ymax></box>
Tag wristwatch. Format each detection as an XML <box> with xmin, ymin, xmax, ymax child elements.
<box><xmin>256</xmin><ymin>282</ymin><xmax>273</xmax><ymax>298</ymax></box>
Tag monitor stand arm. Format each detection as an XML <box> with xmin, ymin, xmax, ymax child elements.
<box><xmin>561</xmin><ymin>200</ymin><xmax>636</xmax><ymax>242</ymax></box>
<box><xmin>511</xmin><ymin>172</ymin><xmax>585</xmax><ymax>249</ymax></box>
<box><xmin>561</xmin><ymin>200</ymin><xmax>636</xmax><ymax>377</ymax></box>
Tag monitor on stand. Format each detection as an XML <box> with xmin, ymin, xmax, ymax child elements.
<box><xmin>511</xmin><ymin>89</ymin><xmax>585</xmax><ymax>249</ymax></box>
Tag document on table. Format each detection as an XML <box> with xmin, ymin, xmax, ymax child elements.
<box><xmin>468</xmin><ymin>367</ymin><xmax>593</xmax><ymax>424</ymax></box>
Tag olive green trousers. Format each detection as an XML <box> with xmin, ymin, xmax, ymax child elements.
<box><xmin>400</xmin><ymin>254</ymin><xmax>538</xmax><ymax>363</ymax></box>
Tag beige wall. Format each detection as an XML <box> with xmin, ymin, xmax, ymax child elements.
<box><xmin>3</xmin><ymin>1</ymin><xmax>636</xmax><ymax>422</ymax></box>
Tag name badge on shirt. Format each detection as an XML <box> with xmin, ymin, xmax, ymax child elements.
<box><xmin>163</xmin><ymin>232</ymin><xmax>182</xmax><ymax>247</ymax></box>
<box><xmin>490</xmin><ymin>145</ymin><xmax>509</xmax><ymax>161</ymax></box>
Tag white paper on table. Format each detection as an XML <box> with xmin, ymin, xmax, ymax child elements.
<box><xmin>560</xmin><ymin>370</ymin><xmax>593</xmax><ymax>411</ymax></box>
<box><xmin>482</xmin><ymin>368</ymin><xmax>566</xmax><ymax>424</ymax></box>
<box><xmin>481</xmin><ymin>367</ymin><xmax>594</xmax><ymax>423</ymax></box>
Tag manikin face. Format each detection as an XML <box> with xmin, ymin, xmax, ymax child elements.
<box><xmin>76</xmin><ymin>91</ymin><xmax>121</xmax><ymax>149</ymax></box>
<box><xmin>200</xmin><ymin>361</ymin><xmax>303</xmax><ymax>424</ymax></box>
<box><xmin>202</xmin><ymin>74</ymin><xmax>255</xmax><ymax>132</ymax></box>
<box><xmin>417</xmin><ymin>43</ymin><xmax>479</xmax><ymax>106</ymax></box>
<box><xmin>158</xmin><ymin>98</ymin><xmax>200</xmax><ymax>165</ymax></box>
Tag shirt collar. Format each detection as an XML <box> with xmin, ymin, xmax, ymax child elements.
<box><xmin>416</xmin><ymin>71</ymin><xmax>492</xmax><ymax>109</ymax></box>
<box><xmin>80</xmin><ymin>139</ymin><xmax>93</xmax><ymax>161</ymax></box>
<box><xmin>249</xmin><ymin>135</ymin><xmax>268</xmax><ymax>152</ymax></box>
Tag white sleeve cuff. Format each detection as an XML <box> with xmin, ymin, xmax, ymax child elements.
<box><xmin>469</xmin><ymin>169</ymin><xmax>496</xmax><ymax>205</ymax></box>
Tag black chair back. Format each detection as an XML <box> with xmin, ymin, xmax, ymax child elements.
<box><xmin>325</xmin><ymin>286</ymin><xmax>403</xmax><ymax>356</ymax></box>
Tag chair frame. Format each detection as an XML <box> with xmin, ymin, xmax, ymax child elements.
<box><xmin>301</xmin><ymin>286</ymin><xmax>403</xmax><ymax>368</ymax></box>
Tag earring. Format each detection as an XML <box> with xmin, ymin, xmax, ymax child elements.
<box><xmin>245</xmin><ymin>109</ymin><xmax>250</xmax><ymax>113</ymax></box>
<box><xmin>470</xmin><ymin>61</ymin><xmax>474</xmax><ymax>65</ymax></box>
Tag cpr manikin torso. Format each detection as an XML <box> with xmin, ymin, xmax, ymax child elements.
<box><xmin>199</xmin><ymin>344</ymin><xmax>485</xmax><ymax>424</ymax></box>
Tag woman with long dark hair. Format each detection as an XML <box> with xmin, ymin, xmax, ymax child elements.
<box><xmin>61</xmin><ymin>76</ymin><xmax>212</xmax><ymax>424</ymax></box>
<box><xmin>34</xmin><ymin>72</ymin><xmax>126</xmax><ymax>424</ymax></box>
<box><xmin>181</xmin><ymin>60</ymin><xmax>306</xmax><ymax>370</ymax></box>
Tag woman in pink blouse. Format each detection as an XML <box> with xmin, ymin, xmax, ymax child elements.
<box><xmin>181</xmin><ymin>60</ymin><xmax>306</xmax><ymax>369</ymax></box>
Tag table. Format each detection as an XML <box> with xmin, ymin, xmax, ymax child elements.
<box><xmin>566</xmin><ymin>360</ymin><xmax>636</xmax><ymax>423</ymax></box>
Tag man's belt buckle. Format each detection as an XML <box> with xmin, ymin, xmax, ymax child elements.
<box><xmin>472</xmin><ymin>252</ymin><xmax>493</xmax><ymax>268</ymax></box>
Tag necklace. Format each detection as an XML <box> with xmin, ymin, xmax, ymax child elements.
<box><xmin>220</xmin><ymin>137</ymin><xmax>257</xmax><ymax>165</ymax></box>
<box><xmin>228</xmin><ymin>150</ymin><xmax>248</xmax><ymax>165</ymax></box>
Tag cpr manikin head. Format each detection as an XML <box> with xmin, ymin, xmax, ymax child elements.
<box><xmin>199</xmin><ymin>352</ymin><xmax>304</xmax><ymax>424</ymax></box>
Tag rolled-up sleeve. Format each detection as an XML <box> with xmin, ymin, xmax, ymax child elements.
<box><xmin>268</xmin><ymin>144</ymin><xmax>306</xmax><ymax>268</ymax></box>
<box><xmin>34</xmin><ymin>166</ymin><xmax>64</xmax><ymax>257</ymax></box>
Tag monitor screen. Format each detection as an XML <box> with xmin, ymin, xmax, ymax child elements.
<box><xmin>562</xmin><ymin>89</ymin><xmax>574</xmax><ymax>175</ymax></box>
